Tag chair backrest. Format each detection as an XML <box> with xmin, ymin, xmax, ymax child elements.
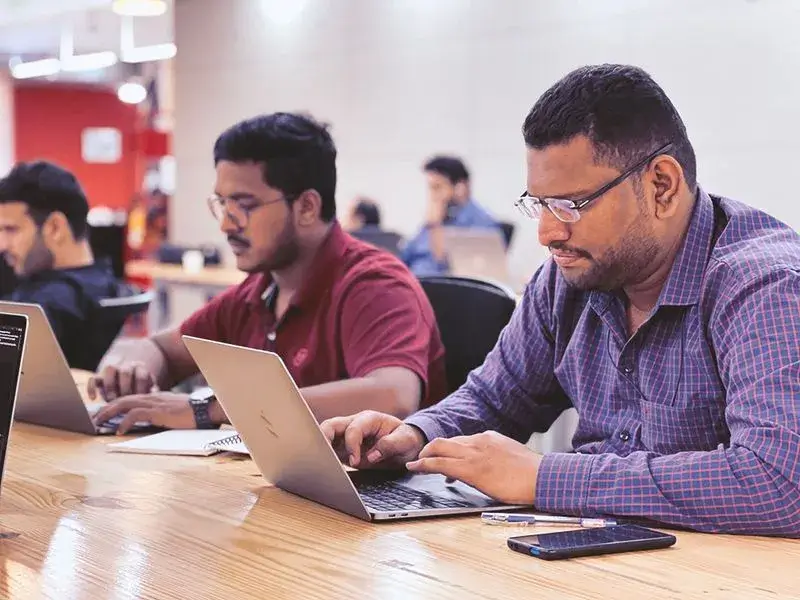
<box><xmin>350</xmin><ymin>228</ymin><xmax>404</xmax><ymax>256</ymax></box>
<box><xmin>418</xmin><ymin>275</ymin><xmax>516</xmax><ymax>395</ymax></box>
<box><xmin>498</xmin><ymin>221</ymin><xmax>516</xmax><ymax>249</ymax></box>
<box><xmin>88</xmin><ymin>286</ymin><xmax>155</xmax><ymax>366</ymax></box>
<box><xmin>98</xmin><ymin>288</ymin><xmax>155</xmax><ymax>321</ymax></box>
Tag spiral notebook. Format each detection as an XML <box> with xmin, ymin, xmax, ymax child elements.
<box><xmin>106</xmin><ymin>429</ymin><xmax>250</xmax><ymax>456</ymax></box>
<box><xmin>106</xmin><ymin>429</ymin><xmax>236</xmax><ymax>456</ymax></box>
<box><xmin>205</xmin><ymin>432</ymin><xmax>249</xmax><ymax>455</ymax></box>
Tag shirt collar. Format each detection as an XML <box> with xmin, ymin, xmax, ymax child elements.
<box><xmin>656</xmin><ymin>186</ymin><xmax>715</xmax><ymax>307</ymax></box>
<box><xmin>244</xmin><ymin>221</ymin><xmax>348</xmax><ymax>309</ymax></box>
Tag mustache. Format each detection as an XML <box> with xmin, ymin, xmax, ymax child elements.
<box><xmin>548</xmin><ymin>242</ymin><xmax>592</xmax><ymax>259</ymax></box>
<box><xmin>227</xmin><ymin>234</ymin><xmax>251</xmax><ymax>247</ymax></box>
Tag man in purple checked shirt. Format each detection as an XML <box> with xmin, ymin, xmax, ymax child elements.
<box><xmin>321</xmin><ymin>64</ymin><xmax>800</xmax><ymax>537</ymax></box>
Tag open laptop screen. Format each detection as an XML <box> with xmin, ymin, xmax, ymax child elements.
<box><xmin>0</xmin><ymin>313</ymin><xmax>27</xmax><ymax>488</ymax></box>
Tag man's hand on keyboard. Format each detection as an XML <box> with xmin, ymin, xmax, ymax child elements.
<box><xmin>320</xmin><ymin>411</ymin><xmax>426</xmax><ymax>469</ymax></box>
<box><xmin>91</xmin><ymin>392</ymin><xmax>194</xmax><ymax>434</ymax></box>
<box><xmin>406</xmin><ymin>431</ymin><xmax>542</xmax><ymax>505</ymax></box>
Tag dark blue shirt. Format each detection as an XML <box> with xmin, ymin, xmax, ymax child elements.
<box><xmin>7</xmin><ymin>262</ymin><xmax>123</xmax><ymax>370</ymax></box>
<box><xmin>401</xmin><ymin>200</ymin><xmax>499</xmax><ymax>276</ymax></box>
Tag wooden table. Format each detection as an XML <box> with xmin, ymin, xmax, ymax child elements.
<box><xmin>0</xmin><ymin>375</ymin><xmax>798</xmax><ymax>598</ymax></box>
<box><xmin>126</xmin><ymin>260</ymin><xmax>246</xmax><ymax>290</ymax></box>
<box><xmin>125</xmin><ymin>260</ymin><xmax>246</xmax><ymax>329</ymax></box>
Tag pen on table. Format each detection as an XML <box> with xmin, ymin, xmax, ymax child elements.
<box><xmin>480</xmin><ymin>512</ymin><xmax>618</xmax><ymax>528</ymax></box>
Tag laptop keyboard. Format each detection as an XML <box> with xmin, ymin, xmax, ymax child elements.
<box><xmin>357</xmin><ymin>481</ymin><xmax>475</xmax><ymax>511</ymax></box>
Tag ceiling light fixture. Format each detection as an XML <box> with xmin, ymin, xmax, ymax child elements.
<box><xmin>8</xmin><ymin>57</ymin><xmax>61</xmax><ymax>79</ymax></box>
<box><xmin>117</xmin><ymin>81</ymin><xmax>148</xmax><ymax>104</ymax></box>
<box><xmin>112</xmin><ymin>0</ymin><xmax>167</xmax><ymax>17</ymax></box>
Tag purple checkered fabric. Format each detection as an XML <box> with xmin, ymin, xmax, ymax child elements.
<box><xmin>406</xmin><ymin>188</ymin><xmax>800</xmax><ymax>536</ymax></box>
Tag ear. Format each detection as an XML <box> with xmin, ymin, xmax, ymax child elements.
<box><xmin>648</xmin><ymin>155</ymin><xmax>683</xmax><ymax>220</ymax></box>
<box><xmin>293</xmin><ymin>190</ymin><xmax>322</xmax><ymax>226</ymax></box>
<box><xmin>41</xmin><ymin>211</ymin><xmax>72</xmax><ymax>244</ymax></box>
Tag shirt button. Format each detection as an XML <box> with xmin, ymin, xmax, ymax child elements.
<box><xmin>619</xmin><ymin>431</ymin><xmax>631</xmax><ymax>442</ymax></box>
<box><xmin>267</xmin><ymin>331</ymin><xmax>276</xmax><ymax>342</ymax></box>
<box><xmin>622</xmin><ymin>366</ymin><xmax>633</xmax><ymax>374</ymax></box>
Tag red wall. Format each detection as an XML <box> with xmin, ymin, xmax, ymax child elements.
<box><xmin>13</xmin><ymin>84</ymin><xmax>142</xmax><ymax>210</ymax></box>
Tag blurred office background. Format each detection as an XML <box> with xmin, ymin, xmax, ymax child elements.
<box><xmin>1</xmin><ymin>0</ymin><xmax>798</xmax><ymax>450</ymax></box>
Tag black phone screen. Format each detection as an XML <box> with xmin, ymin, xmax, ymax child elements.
<box><xmin>508</xmin><ymin>524</ymin><xmax>676</xmax><ymax>560</ymax></box>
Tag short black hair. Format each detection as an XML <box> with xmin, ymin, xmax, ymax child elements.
<box><xmin>214</xmin><ymin>112</ymin><xmax>337</xmax><ymax>222</ymax></box>
<box><xmin>423</xmin><ymin>155</ymin><xmax>470</xmax><ymax>185</ymax></box>
<box><xmin>0</xmin><ymin>160</ymin><xmax>89</xmax><ymax>239</ymax></box>
<box><xmin>523</xmin><ymin>64</ymin><xmax>697</xmax><ymax>191</ymax></box>
<box><xmin>353</xmin><ymin>198</ymin><xmax>380</xmax><ymax>226</ymax></box>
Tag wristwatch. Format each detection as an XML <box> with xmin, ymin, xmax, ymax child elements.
<box><xmin>188</xmin><ymin>386</ymin><xmax>219</xmax><ymax>430</ymax></box>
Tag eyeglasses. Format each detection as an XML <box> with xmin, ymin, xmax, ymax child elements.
<box><xmin>515</xmin><ymin>142</ymin><xmax>674</xmax><ymax>223</ymax></box>
<box><xmin>207</xmin><ymin>193</ymin><xmax>294</xmax><ymax>229</ymax></box>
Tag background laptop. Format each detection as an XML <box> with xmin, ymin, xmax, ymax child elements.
<box><xmin>183</xmin><ymin>335</ymin><xmax>524</xmax><ymax>522</ymax></box>
<box><xmin>0</xmin><ymin>301</ymin><xmax>147</xmax><ymax>435</ymax></box>
<box><xmin>0</xmin><ymin>311</ymin><xmax>28</xmax><ymax>493</ymax></box>
<box><xmin>442</xmin><ymin>227</ymin><xmax>511</xmax><ymax>285</ymax></box>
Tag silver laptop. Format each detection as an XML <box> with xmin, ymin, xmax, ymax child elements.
<box><xmin>183</xmin><ymin>335</ymin><xmax>523</xmax><ymax>521</ymax></box>
<box><xmin>0</xmin><ymin>311</ymin><xmax>29</xmax><ymax>491</ymax></box>
<box><xmin>443</xmin><ymin>226</ymin><xmax>511</xmax><ymax>285</ymax></box>
<box><xmin>0</xmin><ymin>301</ymin><xmax>145</xmax><ymax>435</ymax></box>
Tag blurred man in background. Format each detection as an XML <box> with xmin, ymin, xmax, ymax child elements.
<box><xmin>0</xmin><ymin>160</ymin><xmax>125</xmax><ymax>370</ymax></box>
<box><xmin>401</xmin><ymin>156</ymin><xmax>499</xmax><ymax>275</ymax></box>
<box><xmin>343</xmin><ymin>196</ymin><xmax>381</xmax><ymax>233</ymax></box>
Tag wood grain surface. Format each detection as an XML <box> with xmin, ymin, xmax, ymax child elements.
<box><xmin>0</xmin><ymin>374</ymin><xmax>797</xmax><ymax>599</ymax></box>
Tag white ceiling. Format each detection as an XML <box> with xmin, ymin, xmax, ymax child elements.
<box><xmin>0</xmin><ymin>0</ymin><xmax>173</xmax><ymax>59</ymax></box>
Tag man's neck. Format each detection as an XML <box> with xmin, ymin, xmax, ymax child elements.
<box><xmin>52</xmin><ymin>241</ymin><xmax>95</xmax><ymax>271</ymax></box>
<box><xmin>271</xmin><ymin>223</ymin><xmax>332</xmax><ymax>294</ymax></box>
<box><xmin>623</xmin><ymin>216</ymin><xmax>692</xmax><ymax>314</ymax></box>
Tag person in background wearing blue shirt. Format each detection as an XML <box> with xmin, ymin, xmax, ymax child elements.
<box><xmin>0</xmin><ymin>161</ymin><xmax>126</xmax><ymax>370</ymax></box>
<box><xmin>401</xmin><ymin>156</ymin><xmax>498</xmax><ymax>275</ymax></box>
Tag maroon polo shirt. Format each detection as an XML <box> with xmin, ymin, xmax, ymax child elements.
<box><xmin>180</xmin><ymin>222</ymin><xmax>447</xmax><ymax>408</ymax></box>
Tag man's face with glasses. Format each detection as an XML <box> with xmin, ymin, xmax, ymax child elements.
<box><xmin>523</xmin><ymin>136</ymin><xmax>671</xmax><ymax>291</ymax></box>
<box><xmin>209</xmin><ymin>161</ymin><xmax>300</xmax><ymax>273</ymax></box>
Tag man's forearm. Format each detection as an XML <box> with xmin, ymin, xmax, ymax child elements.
<box><xmin>535</xmin><ymin>439</ymin><xmax>800</xmax><ymax>536</ymax></box>
<box><xmin>426</xmin><ymin>224</ymin><xmax>447</xmax><ymax>262</ymax></box>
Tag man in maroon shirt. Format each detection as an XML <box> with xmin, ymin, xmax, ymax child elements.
<box><xmin>90</xmin><ymin>112</ymin><xmax>446</xmax><ymax>433</ymax></box>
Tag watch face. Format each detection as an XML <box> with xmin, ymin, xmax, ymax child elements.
<box><xmin>190</xmin><ymin>387</ymin><xmax>214</xmax><ymax>403</ymax></box>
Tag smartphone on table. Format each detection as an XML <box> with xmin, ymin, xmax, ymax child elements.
<box><xmin>507</xmin><ymin>524</ymin><xmax>676</xmax><ymax>561</ymax></box>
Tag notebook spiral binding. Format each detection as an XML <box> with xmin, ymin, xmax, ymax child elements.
<box><xmin>206</xmin><ymin>433</ymin><xmax>242</xmax><ymax>448</ymax></box>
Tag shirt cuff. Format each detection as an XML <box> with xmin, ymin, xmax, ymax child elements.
<box><xmin>535</xmin><ymin>452</ymin><xmax>598</xmax><ymax>515</ymax></box>
<box><xmin>404</xmin><ymin>412</ymin><xmax>448</xmax><ymax>443</ymax></box>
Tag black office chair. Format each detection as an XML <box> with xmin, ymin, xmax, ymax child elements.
<box><xmin>350</xmin><ymin>228</ymin><xmax>404</xmax><ymax>256</ymax></box>
<box><xmin>98</xmin><ymin>288</ymin><xmax>155</xmax><ymax>322</ymax></box>
<box><xmin>81</xmin><ymin>285</ymin><xmax>155</xmax><ymax>370</ymax></box>
<box><xmin>498</xmin><ymin>221</ymin><xmax>516</xmax><ymax>249</ymax></box>
<box><xmin>418</xmin><ymin>275</ymin><xmax>517</xmax><ymax>394</ymax></box>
